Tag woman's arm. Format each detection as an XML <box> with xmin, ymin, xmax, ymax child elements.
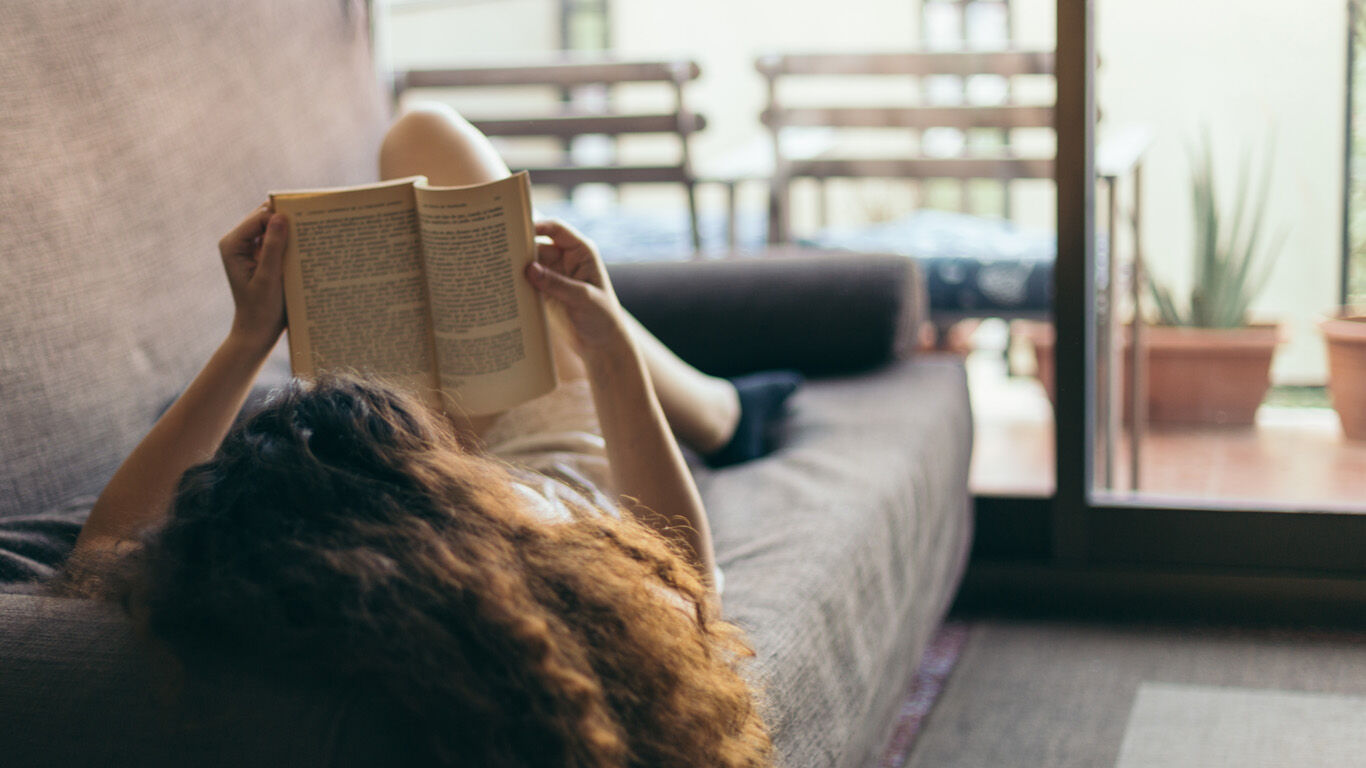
<box><xmin>74</xmin><ymin>206</ymin><xmax>289</xmax><ymax>554</ymax></box>
<box><xmin>525</xmin><ymin>221</ymin><xmax>717</xmax><ymax>590</ymax></box>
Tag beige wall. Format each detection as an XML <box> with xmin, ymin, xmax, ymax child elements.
<box><xmin>1095</xmin><ymin>0</ymin><xmax>1347</xmax><ymax>384</ymax></box>
<box><xmin>384</xmin><ymin>0</ymin><xmax>1348</xmax><ymax>383</ymax></box>
<box><xmin>385</xmin><ymin>0</ymin><xmax>558</xmax><ymax>68</ymax></box>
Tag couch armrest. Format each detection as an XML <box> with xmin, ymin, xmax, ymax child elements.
<box><xmin>608</xmin><ymin>249</ymin><xmax>926</xmax><ymax>377</ymax></box>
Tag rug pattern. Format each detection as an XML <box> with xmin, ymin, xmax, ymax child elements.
<box><xmin>877</xmin><ymin>620</ymin><xmax>973</xmax><ymax>768</ymax></box>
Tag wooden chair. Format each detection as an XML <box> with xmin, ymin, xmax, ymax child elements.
<box><xmin>394</xmin><ymin>58</ymin><xmax>707</xmax><ymax>251</ymax></box>
<box><xmin>756</xmin><ymin>49</ymin><xmax>1146</xmax><ymax>327</ymax></box>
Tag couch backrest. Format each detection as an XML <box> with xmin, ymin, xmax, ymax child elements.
<box><xmin>0</xmin><ymin>0</ymin><xmax>389</xmax><ymax>518</ymax></box>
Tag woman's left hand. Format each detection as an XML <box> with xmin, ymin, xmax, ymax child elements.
<box><xmin>220</xmin><ymin>203</ymin><xmax>288</xmax><ymax>351</ymax></box>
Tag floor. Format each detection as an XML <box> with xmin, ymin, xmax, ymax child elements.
<box><xmin>968</xmin><ymin>350</ymin><xmax>1057</xmax><ymax>496</ymax></box>
<box><xmin>899</xmin><ymin>618</ymin><xmax>1366</xmax><ymax>768</ymax></box>
<box><xmin>967</xmin><ymin>341</ymin><xmax>1366</xmax><ymax>509</ymax></box>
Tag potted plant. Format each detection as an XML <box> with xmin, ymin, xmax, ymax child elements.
<box><xmin>1320</xmin><ymin>309</ymin><xmax>1366</xmax><ymax>439</ymax></box>
<box><xmin>1142</xmin><ymin>133</ymin><xmax>1286</xmax><ymax>425</ymax></box>
<box><xmin>1022</xmin><ymin>133</ymin><xmax>1285</xmax><ymax>425</ymax></box>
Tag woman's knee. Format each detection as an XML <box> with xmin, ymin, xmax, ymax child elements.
<box><xmin>384</xmin><ymin>103</ymin><xmax>465</xmax><ymax>145</ymax></box>
<box><xmin>379</xmin><ymin>102</ymin><xmax>509</xmax><ymax>184</ymax></box>
<box><xmin>380</xmin><ymin>104</ymin><xmax>462</xmax><ymax>168</ymax></box>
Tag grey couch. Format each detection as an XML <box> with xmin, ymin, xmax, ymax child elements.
<box><xmin>0</xmin><ymin>2</ymin><xmax>973</xmax><ymax>766</ymax></box>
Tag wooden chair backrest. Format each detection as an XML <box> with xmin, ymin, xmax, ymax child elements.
<box><xmin>395</xmin><ymin>58</ymin><xmax>706</xmax><ymax>246</ymax></box>
<box><xmin>756</xmin><ymin>50</ymin><xmax>1056</xmax><ymax>242</ymax></box>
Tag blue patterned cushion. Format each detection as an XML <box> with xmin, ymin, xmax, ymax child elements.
<box><xmin>807</xmin><ymin>210</ymin><xmax>1055</xmax><ymax>316</ymax></box>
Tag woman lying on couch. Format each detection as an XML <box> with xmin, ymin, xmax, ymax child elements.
<box><xmin>63</xmin><ymin>106</ymin><xmax>793</xmax><ymax>767</ymax></box>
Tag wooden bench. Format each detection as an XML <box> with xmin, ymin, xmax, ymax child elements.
<box><xmin>757</xmin><ymin>49</ymin><xmax>1060</xmax><ymax>244</ymax></box>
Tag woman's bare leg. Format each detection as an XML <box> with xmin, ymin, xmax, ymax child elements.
<box><xmin>618</xmin><ymin>312</ymin><xmax>739</xmax><ymax>454</ymax></box>
<box><xmin>379</xmin><ymin>103</ymin><xmax>739</xmax><ymax>451</ymax></box>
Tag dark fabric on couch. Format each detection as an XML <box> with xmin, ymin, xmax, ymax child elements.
<box><xmin>0</xmin><ymin>497</ymin><xmax>91</xmax><ymax>589</ymax></box>
<box><xmin>610</xmin><ymin>250</ymin><xmax>926</xmax><ymax>378</ymax></box>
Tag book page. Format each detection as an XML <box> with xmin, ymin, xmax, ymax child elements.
<box><xmin>271</xmin><ymin>176</ymin><xmax>440</xmax><ymax>404</ymax></box>
<box><xmin>415</xmin><ymin>172</ymin><xmax>556</xmax><ymax>416</ymax></box>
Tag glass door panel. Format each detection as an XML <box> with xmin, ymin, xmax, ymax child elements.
<box><xmin>1089</xmin><ymin>0</ymin><xmax>1366</xmax><ymax>511</ymax></box>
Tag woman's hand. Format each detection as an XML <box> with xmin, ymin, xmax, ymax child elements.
<box><xmin>524</xmin><ymin>219</ymin><xmax>628</xmax><ymax>355</ymax></box>
<box><xmin>220</xmin><ymin>203</ymin><xmax>288</xmax><ymax>352</ymax></box>
<box><xmin>77</xmin><ymin>205</ymin><xmax>291</xmax><ymax>554</ymax></box>
<box><xmin>527</xmin><ymin>222</ymin><xmax>717</xmax><ymax>589</ymax></box>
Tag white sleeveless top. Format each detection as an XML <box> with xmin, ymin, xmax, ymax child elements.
<box><xmin>480</xmin><ymin>379</ymin><xmax>723</xmax><ymax>594</ymax></box>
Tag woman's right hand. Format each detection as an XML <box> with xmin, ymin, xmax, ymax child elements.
<box><xmin>219</xmin><ymin>203</ymin><xmax>288</xmax><ymax>354</ymax></box>
<box><xmin>524</xmin><ymin>219</ymin><xmax>629</xmax><ymax>356</ymax></box>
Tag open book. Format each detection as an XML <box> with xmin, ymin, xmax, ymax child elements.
<box><xmin>270</xmin><ymin>172</ymin><xmax>556</xmax><ymax>416</ymax></box>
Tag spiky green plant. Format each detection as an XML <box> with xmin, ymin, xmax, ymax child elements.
<box><xmin>1149</xmin><ymin>131</ymin><xmax>1287</xmax><ymax>328</ymax></box>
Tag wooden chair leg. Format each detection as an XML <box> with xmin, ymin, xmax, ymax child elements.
<box><xmin>724</xmin><ymin>180</ymin><xmax>738</xmax><ymax>250</ymax></box>
<box><xmin>686</xmin><ymin>182</ymin><xmax>702</xmax><ymax>254</ymax></box>
<box><xmin>767</xmin><ymin>179</ymin><xmax>790</xmax><ymax>244</ymax></box>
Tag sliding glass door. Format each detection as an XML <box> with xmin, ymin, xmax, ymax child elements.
<box><xmin>1052</xmin><ymin>0</ymin><xmax>1366</xmax><ymax>571</ymax></box>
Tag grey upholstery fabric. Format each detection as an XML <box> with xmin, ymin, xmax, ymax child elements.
<box><xmin>0</xmin><ymin>0</ymin><xmax>387</xmax><ymax>520</ymax></box>
<box><xmin>696</xmin><ymin>358</ymin><xmax>973</xmax><ymax>768</ymax></box>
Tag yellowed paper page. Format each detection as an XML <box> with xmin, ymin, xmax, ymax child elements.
<box><xmin>270</xmin><ymin>176</ymin><xmax>441</xmax><ymax>403</ymax></box>
<box><xmin>415</xmin><ymin>172</ymin><xmax>556</xmax><ymax>416</ymax></box>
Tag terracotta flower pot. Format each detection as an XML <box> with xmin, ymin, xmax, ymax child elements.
<box><xmin>1019</xmin><ymin>321</ymin><xmax>1279</xmax><ymax>426</ymax></box>
<box><xmin>1019</xmin><ymin>321</ymin><xmax>1118</xmax><ymax>413</ymax></box>
<box><xmin>1142</xmin><ymin>324</ymin><xmax>1279</xmax><ymax>425</ymax></box>
<box><xmin>1320</xmin><ymin>310</ymin><xmax>1366</xmax><ymax>441</ymax></box>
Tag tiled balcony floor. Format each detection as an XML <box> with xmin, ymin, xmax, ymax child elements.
<box><xmin>967</xmin><ymin>351</ymin><xmax>1366</xmax><ymax>510</ymax></box>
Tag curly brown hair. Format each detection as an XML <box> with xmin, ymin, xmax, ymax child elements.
<box><xmin>103</xmin><ymin>374</ymin><xmax>772</xmax><ymax>767</ymax></box>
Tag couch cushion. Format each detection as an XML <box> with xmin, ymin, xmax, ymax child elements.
<box><xmin>611</xmin><ymin>251</ymin><xmax>927</xmax><ymax>378</ymax></box>
<box><xmin>698</xmin><ymin>357</ymin><xmax>973</xmax><ymax>768</ymax></box>
<box><xmin>0</xmin><ymin>0</ymin><xmax>388</xmax><ymax>519</ymax></box>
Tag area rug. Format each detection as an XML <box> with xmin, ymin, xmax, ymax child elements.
<box><xmin>1115</xmin><ymin>682</ymin><xmax>1366</xmax><ymax>768</ymax></box>
<box><xmin>901</xmin><ymin>620</ymin><xmax>1366</xmax><ymax>767</ymax></box>
<box><xmin>876</xmin><ymin>620</ymin><xmax>973</xmax><ymax>768</ymax></box>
